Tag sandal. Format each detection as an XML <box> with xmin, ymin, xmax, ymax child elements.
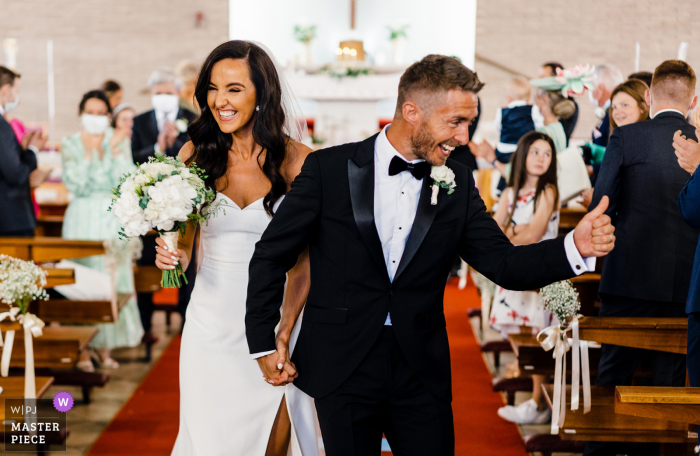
<box><xmin>76</xmin><ymin>360</ymin><xmax>95</xmax><ymax>372</ymax></box>
<box><xmin>101</xmin><ymin>358</ymin><xmax>120</xmax><ymax>369</ymax></box>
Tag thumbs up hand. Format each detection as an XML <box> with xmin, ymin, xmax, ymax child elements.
<box><xmin>573</xmin><ymin>195</ymin><xmax>615</xmax><ymax>258</ymax></box>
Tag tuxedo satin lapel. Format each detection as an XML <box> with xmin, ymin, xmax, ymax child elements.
<box><xmin>348</xmin><ymin>135</ymin><xmax>389</xmax><ymax>281</ymax></box>
<box><xmin>393</xmin><ymin>177</ymin><xmax>439</xmax><ymax>281</ymax></box>
<box><xmin>148</xmin><ymin>110</ymin><xmax>159</xmax><ymax>142</ymax></box>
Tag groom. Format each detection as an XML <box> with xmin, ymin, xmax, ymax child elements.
<box><xmin>246</xmin><ymin>55</ymin><xmax>615</xmax><ymax>456</ymax></box>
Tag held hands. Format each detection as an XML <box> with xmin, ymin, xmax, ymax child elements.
<box><xmin>155</xmin><ymin>236</ymin><xmax>189</xmax><ymax>272</ymax></box>
<box><xmin>673</xmin><ymin>129</ymin><xmax>700</xmax><ymax>175</ymax></box>
<box><xmin>110</xmin><ymin>127</ymin><xmax>132</xmax><ymax>156</ymax></box>
<box><xmin>573</xmin><ymin>195</ymin><xmax>615</xmax><ymax>257</ymax></box>
<box><xmin>257</xmin><ymin>338</ymin><xmax>298</xmax><ymax>387</ymax></box>
<box><xmin>21</xmin><ymin>130</ymin><xmax>48</xmax><ymax>152</ymax></box>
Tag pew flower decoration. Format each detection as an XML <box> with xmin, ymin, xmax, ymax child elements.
<box><xmin>0</xmin><ymin>255</ymin><xmax>48</xmax><ymax>399</ymax></box>
<box><xmin>530</xmin><ymin>64</ymin><xmax>595</xmax><ymax>98</ymax></box>
<box><xmin>540</xmin><ymin>280</ymin><xmax>580</xmax><ymax>328</ymax></box>
<box><xmin>110</xmin><ymin>153</ymin><xmax>222</xmax><ymax>288</ymax></box>
<box><xmin>430</xmin><ymin>165</ymin><xmax>456</xmax><ymax>205</ymax></box>
<box><xmin>537</xmin><ymin>280</ymin><xmax>591</xmax><ymax>435</ymax></box>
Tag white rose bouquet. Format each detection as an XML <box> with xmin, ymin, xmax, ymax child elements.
<box><xmin>110</xmin><ymin>153</ymin><xmax>221</xmax><ymax>288</ymax></box>
<box><xmin>0</xmin><ymin>255</ymin><xmax>49</xmax><ymax>314</ymax></box>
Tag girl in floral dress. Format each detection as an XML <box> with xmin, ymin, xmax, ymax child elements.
<box><xmin>489</xmin><ymin>131</ymin><xmax>560</xmax><ymax>425</ymax></box>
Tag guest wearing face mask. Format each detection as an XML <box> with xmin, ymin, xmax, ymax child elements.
<box><xmin>131</xmin><ymin>67</ymin><xmax>196</xmax><ymax>164</ymax></box>
<box><xmin>61</xmin><ymin>89</ymin><xmax>144</xmax><ymax>370</ymax></box>
<box><xmin>0</xmin><ymin>66</ymin><xmax>47</xmax><ymax>237</ymax></box>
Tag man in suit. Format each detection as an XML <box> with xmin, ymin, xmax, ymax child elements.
<box><xmin>0</xmin><ymin>66</ymin><xmax>47</xmax><ymax>237</ymax></box>
<box><xmin>246</xmin><ymin>55</ymin><xmax>616</xmax><ymax>456</ymax></box>
<box><xmin>540</xmin><ymin>62</ymin><xmax>579</xmax><ymax>144</ymax></box>
<box><xmin>674</xmin><ymin>107</ymin><xmax>700</xmax><ymax>450</ymax></box>
<box><xmin>132</xmin><ymin>67</ymin><xmax>197</xmax><ymax>342</ymax></box>
<box><xmin>586</xmin><ymin>60</ymin><xmax>700</xmax><ymax>456</ymax></box>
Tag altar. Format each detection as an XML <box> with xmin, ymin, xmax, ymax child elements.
<box><xmin>288</xmin><ymin>72</ymin><xmax>401</xmax><ymax>146</ymax></box>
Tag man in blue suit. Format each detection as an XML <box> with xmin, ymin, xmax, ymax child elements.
<box><xmin>675</xmin><ymin>107</ymin><xmax>700</xmax><ymax>448</ymax></box>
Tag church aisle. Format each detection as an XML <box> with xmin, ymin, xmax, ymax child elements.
<box><xmin>444</xmin><ymin>278</ymin><xmax>527</xmax><ymax>456</ymax></box>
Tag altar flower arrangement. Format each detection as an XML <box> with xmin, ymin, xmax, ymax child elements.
<box><xmin>0</xmin><ymin>255</ymin><xmax>49</xmax><ymax>398</ymax></box>
<box><xmin>537</xmin><ymin>280</ymin><xmax>590</xmax><ymax>435</ymax></box>
<box><xmin>293</xmin><ymin>24</ymin><xmax>316</xmax><ymax>44</ymax></box>
<box><xmin>110</xmin><ymin>153</ymin><xmax>221</xmax><ymax>288</ymax></box>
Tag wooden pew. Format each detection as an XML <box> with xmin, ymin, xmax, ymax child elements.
<box><xmin>0</xmin><ymin>238</ymin><xmax>105</xmax><ymax>263</ymax></box>
<box><xmin>559</xmin><ymin>207</ymin><xmax>587</xmax><ymax>234</ymax></box>
<box><xmin>0</xmin><ymin>324</ymin><xmax>109</xmax><ymax>402</ymax></box>
<box><xmin>577</xmin><ymin>317</ymin><xmax>687</xmax><ymax>354</ymax></box>
<box><xmin>42</xmin><ymin>267</ymin><xmax>75</xmax><ymax>288</ymax></box>
<box><xmin>34</xmin><ymin>215</ymin><xmax>64</xmax><ymax>237</ymax></box>
<box><xmin>616</xmin><ymin>386</ymin><xmax>700</xmax><ymax>424</ymax></box>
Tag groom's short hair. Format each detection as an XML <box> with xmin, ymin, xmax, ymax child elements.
<box><xmin>396</xmin><ymin>55</ymin><xmax>484</xmax><ymax>116</ymax></box>
<box><xmin>651</xmin><ymin>60</ymin><xmax>696</xmax><ymax>105</ymax></box>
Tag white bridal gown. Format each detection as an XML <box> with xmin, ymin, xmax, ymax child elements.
<box><xmin>172</xmin><ymin>193</ymin><xmax>320</xmax><ymax>456</ymax></box>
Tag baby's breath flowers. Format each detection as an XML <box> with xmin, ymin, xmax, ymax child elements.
<box><xmin>540</xmin><ymin>280</ymin><xmax>580</xmax><ymax>327</ymax></box>
<box><xmin>0</xmin><ymin>255</ymin><xmax>49</xmax><ymax>314</ymax></box>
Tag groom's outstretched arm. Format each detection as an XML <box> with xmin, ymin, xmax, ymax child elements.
<box><xmin>246</xmin><ymin>153</ymin><xmax>322</xmax><ymax>355</ymax></box>
<box><xmin>457</xmin><ymin>172</ymin><xmax>613</xmax><ymax>291</ymax></box>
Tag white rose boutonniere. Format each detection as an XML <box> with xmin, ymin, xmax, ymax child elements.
<box><xmin>594</xmin><ymin>107</ymin><xmax>606</xmax><ymax>120</ymax></box>
<box><xmin>175</xmin><ymin>118</ymin><xmax>189</xmax><ymax>133</ymax></box>
<box><xmin>430</xmin><ymin>165</ymin><xmax>456</xmax><ymax>205</ymax></box>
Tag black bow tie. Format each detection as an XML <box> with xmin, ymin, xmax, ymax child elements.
<box><xmin>388</xmin><ymin>156</ymin><xmax>431</xmax><ymax>180</ymax></box>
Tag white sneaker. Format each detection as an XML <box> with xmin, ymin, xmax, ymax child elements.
<box><xmin>497</xmin><ymin>398</ymin><xmax>551</xmax><ymax>424</ymax></box>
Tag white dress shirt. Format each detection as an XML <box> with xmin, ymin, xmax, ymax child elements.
<box><xmin>651</xmin><ymin>108</ymin><xmax>685</xmax><ymax>119</ymax></box>
<box><xmin>252</xmin><ymin>125</ymin><xmax>595</xmax><ymax>357</ymax></box>
<box><xmin>153</xmin><ymin>108</ymin><xmax>179</xmax><ymax>154</ymax></box>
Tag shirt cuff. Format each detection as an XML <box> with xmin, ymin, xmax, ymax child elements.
<box><xmin>251</xmin><ymin>350</ymin><xmax>276</xmax><ymax>360</ymax></box>
<box><xmin>154</xmin><ymin>144</ymin><xmax>162</xmax><ymax>154</ymax></box>
<box><xmin>564</xmin><ymin>231</ymin><xmax>596</xmax><ymax>275</ymax></box>
<box><xmin>27</xmin><ymin>145</ymin><xmax>39</xmax><ymax>155</ymax></box>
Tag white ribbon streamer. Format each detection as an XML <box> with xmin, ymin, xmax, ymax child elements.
<box><xmin>430</xmin><ymin>185</ymin><xmax>440</xmax><ymax>205</ymax></box>
<box><xmin>0</xmin><ymin>308</ymin><xmax>45</xmax><ymax>399</ymax></box>
<box><xmin>537</xmin><ymin>314</ymin><xmax>591</xmax><ymax>435</ymax></box>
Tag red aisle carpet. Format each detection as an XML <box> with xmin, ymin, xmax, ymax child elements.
<box><xmin>87</xmin><ymin>279</ymin><xmax>525</xmax><ymax>456</ymax></box>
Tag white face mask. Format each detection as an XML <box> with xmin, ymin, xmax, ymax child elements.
<box><xmin>4</xmin><ymin>94</ymin><xmax>19</xmax><ymax>113</ymax></box>
<box><xmin>588</xmin><ymin>90</ymin><xmax>599</xmax><ymax>107</ymax></box>
<box><xmin>151</xmin><ymin>94</ymin><xmax>179</xmax><ymax>113</ymax></box>
<box><xmin>81</xmin><ymin>114</ymin><xmax>110</xmax><ymax>135</ymax></box>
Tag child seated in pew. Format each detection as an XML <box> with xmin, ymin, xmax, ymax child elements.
<box><xmin>489</xmin><ymin>131</ymin><xmax>560</xmax><ymax>425</ymax></box>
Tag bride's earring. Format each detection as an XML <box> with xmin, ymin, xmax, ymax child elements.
<box><xmin>255</xmin><ymin>105</ymin><xmax>259</xmax><ymax>112</ymax></box>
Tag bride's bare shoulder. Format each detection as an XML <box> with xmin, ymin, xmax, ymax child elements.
<box><xmin>284</xmin><ymin>139</ymin><xmax>313</xmax><ymax>182</ymax></box>
<box><xmin>178</xmin><ymin>141</ymin><xmax>195</xmax><ymax>163</ymax></box>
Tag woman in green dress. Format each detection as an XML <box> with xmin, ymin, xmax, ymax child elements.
<box><xmin>61</xmin><ymin>90</ymin><xmax>144</xmax><ymax>370</ymax></box>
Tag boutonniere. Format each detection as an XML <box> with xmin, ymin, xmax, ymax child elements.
<box><xmin>430</xmin><ymin>165</ymin><xmax>456</xmax><ymax>205</ymax></box>
<box><xmin>175</xmin><ymin>118</ymin><xmax>189</xmax><ymax>133</ymax></box>
<box><xmin>594</xmin><ymin>107</ymin><xmax>606</xmax><ymax>120</ymax></box>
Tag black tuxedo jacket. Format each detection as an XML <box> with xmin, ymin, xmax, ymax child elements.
<box><xmin>0</xmin><ymin>115</ymin><xmax>37</xmax><ymax>235</ymax></box>
<box><xmin>131</xmin><ymin>108</ymin><xmax>196</xmax><ymax>164</ymax></box>
<box><xmin>246</xmin><ymin>134</ymin><xmax>576</xmax><ymax>402</ymax></box>
<box><xmin>591</xmin><ymin>111</ymin><xmax>700</xmax><ymax>304</ymax></box>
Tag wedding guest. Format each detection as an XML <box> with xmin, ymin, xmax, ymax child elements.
<box><xmin>111</xmin><ymin>103</ymin><xmax>135</xmax><ymax>139</ymax></box>
<box><xmin>176</xmin><ymin>60</ymin><xmax>200</xmax><ymax>115</ymax></box>
<box><xmin>131</xmin><ymin>67</ymin><xmax>196</xmax><ymax>164</ymax></box>
<box><xmin>589</xmin><ymin>64</ymin><xmax>624</xmax><ymax>149</ymax></box>
<box><xmin>102</xmin><ymin>80</ymin><xmax>123</xmax><ymax>109</ymax></box>
<box><xmin>628</xmin><ymin>71</ymin><xmax>653</xmax><ymax>88</ymax></box>
<box><xmin>540</xmin><ymin>62</ymin><xmax>579</xmax><ymax>143</ymax></box>
<box><xmin>0</xmin><ymin>66</ymin><xmax>46</xmax><ymax>237</ymax></box>
<box><xmin>585</xmin><ymin>60</ymin><xmax>700</xmax><ymax>456</ymax></box>
<box><xmin>61</xmin><ymin>89</ymin><xmax>144</xmax><ymax>370</ymax></box>
<box><xmin>580</xmin><ymin>79</ymin><xmax>649</xmax><ymax>208</ymax></box>
<box><xmin>131</xmin><ymin>67</ymin><xmax>197</xmax><ymax>341</ymax></box>
<box><xmin>490</xmin><ymin>131</ymin><xmax>560</xmax><ymax>425</ymax></box>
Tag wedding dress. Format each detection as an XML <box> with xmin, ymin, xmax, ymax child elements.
<box><xmin>172</xmin><ymin>193</ymin><xmax>320</xmax><ymax>456</ymax></box>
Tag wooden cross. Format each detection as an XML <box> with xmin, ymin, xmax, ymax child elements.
<box><xmin>351</xmin><ymin>0</ymin><xmax>356</xmax><ymax>29</ymax></box>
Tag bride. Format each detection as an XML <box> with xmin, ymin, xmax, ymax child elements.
<box><xmin>154</xmin><ymin>41</ymin><xmax>319</xmax><ymax>456</ymax></box>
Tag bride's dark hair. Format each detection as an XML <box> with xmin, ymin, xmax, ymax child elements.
<box><xmin>186</xmin><ymin>40</ymin><xmax>289</xmax><ymax>216</ymax></box>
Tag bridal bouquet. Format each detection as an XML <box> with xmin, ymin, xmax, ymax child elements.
<box><xmin>110</xmin><ymin>153</ymin><xmax>220</xmax><ymax>288</ymax></box>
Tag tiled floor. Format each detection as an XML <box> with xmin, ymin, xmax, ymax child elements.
<box><xmin>41</xmin><ymin>310</ymin><xmax>182</xmax><ymax>456</ymax></box>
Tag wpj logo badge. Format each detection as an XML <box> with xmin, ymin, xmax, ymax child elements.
<box><xmin>4</xmin><ymin>398</ymin><xmax>67</xmax><ymax>452</ymax></box>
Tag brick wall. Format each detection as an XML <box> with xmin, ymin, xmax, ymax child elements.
<box><xmin>473</xmin><ymin>0</ymin><xmax>700</xmax><ymax>142</ymax></box>
<box><xmin>1</xmin><ymin>0</ymin><xmax>228</xmax><ymax>142</ymax></box>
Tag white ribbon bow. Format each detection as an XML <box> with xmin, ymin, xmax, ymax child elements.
<box><xmin>537</xmin><ymin>315</ymin><xmax>591</xmax><ymax>435</ymax></box>
<box><xmin>0</xmin><ymin>308</ymin><xmax>45</xmax><ymax>399</ymax></box>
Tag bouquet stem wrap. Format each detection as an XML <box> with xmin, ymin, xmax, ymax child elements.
<box><xmin>0</xmin><ymin>307</ymin><xmax>45</xmax><ymax>399</ymax></box>
<box><xmin>160</xmin><ymin>232</ymin><xmax>188</xmax><ymax>289</ymax></box>
<box><xmin>536</xmin><ymin>315</ymin><xmax>591</xmax><ymax>435</ymax></box>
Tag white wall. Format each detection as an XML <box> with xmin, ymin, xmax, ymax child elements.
<box><xmin>229</xmin><ymin>0</ymin><xmax>476</xmax><ymax>69</ymax></box>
